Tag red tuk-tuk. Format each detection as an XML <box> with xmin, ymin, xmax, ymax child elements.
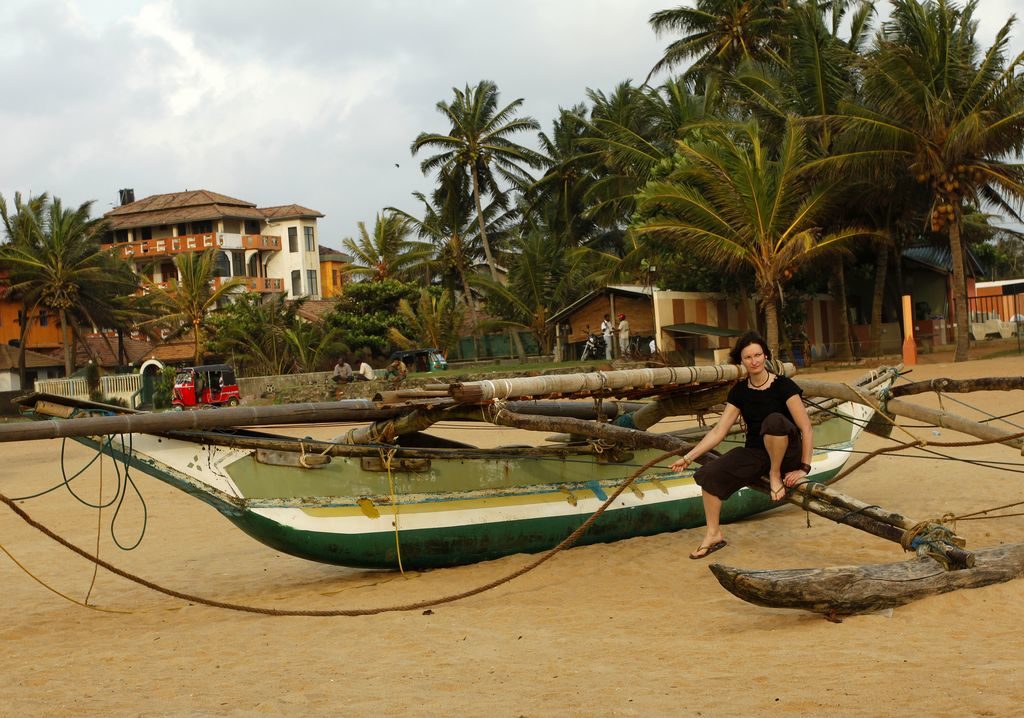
<box><xmin>172</xmin><ymin>364</ymin><xmax>241</xmax><ymax>409</ymax></box>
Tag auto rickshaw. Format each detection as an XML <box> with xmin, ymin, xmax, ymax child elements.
<box><xmin>172</xmin><ymin>364</ymin><xmax>241</xmax><ymax>409</ymax></box>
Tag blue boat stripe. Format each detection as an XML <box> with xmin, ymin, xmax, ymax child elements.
<box><xmin>587</xmin><ymin>481</ymin><xmax>608</xmax><ymax>500</ymax></box>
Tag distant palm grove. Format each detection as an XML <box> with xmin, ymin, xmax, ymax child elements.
<box><xmin>2</xmin><ymin>0</ymin><xmax>1023</xmax><ymax>381</ymax></box>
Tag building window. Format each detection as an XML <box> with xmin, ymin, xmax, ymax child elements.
<box><xmin>288</xmin><ymin>227</ymin><xmax>298</xmax><ymax>253</ymax></box>
<box><xmin>304</xmin><ymin>226</ymin><xmax>315</xmax><ymax>252</ymax></box>
<box><xmin>177</xmin><ymin>223</ymin><xmax>188</xmax><ymax>237</ymax></box>
<box><xmin>195</xmin><ymin>220</ymin><xmax>213</xmax><ymax>234</ymax></box>
<box><xmin>214</xmin><ymin>251</ymin><xmax>231</xmax><ymax>277</ymax></box>
<box><xmin>291</xmin><ymin>270</ymin><xmax>302</xmax><ymax>296</ymax></box>
<box><xmin>306</xmin><ymin>270</ymin><xmax>318</xmax><ymax>297</ymax></box>
<box><xmin>244</xmin><ymin>220</ymin><xmax>261</xmax><ymax>235</ymax></box>
<box><xmin>39</xmin><ymin>310</ymin><xmax>48</xmax><ymax>327</ymax></box>
<box><xmin>231</xmin><ymin>251</ymin><xmax>245</xmax><ymax>277</ymax></box>
<box><xmin>141</xmin><ymin>227</ymin><xmax>153</xmax><ymax>240</ymax></box>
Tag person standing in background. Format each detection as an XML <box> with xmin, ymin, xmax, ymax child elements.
<box><xmin>617</xmin><ymin>313</ymin><xmax>630</xmax><ymax>357</ymax></box>
<box><xmin>601</xmin><ymin>314</ymin><xmax>614</xmax><ymax>360</ymax></box>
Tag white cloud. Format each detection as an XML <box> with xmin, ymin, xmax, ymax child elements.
<box><xmin>1</xmin><ymin>0</ymin><xmax>1021</xmax><ymax>242</ymax></box>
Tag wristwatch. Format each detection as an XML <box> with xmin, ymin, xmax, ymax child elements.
<box><xmin>798</xmin><ymin>462</ymin><xmax>811</xmax><ymax>473</ymax></box>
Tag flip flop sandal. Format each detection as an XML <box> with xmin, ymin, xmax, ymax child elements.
<box><xmin>689</xmin><ymin>539</ymin><xmax>728</xmax><ymax>560</ymax></box>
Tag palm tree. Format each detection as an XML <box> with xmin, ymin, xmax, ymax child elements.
<box><xmin>647</xmin><ymin>0</ymin><xmax>789</xmax><ymax>88</ymax></box>
<box><xmin>411</xmin><ymin>80</ymin><xmax>546</xmax><ymax>283</ymax></box>
<box><xmin>634</xmin><ymin>119</ymin><xmax>874</xmax><ymax>351</ymax></box>
<box><xmin>142</xmin><ymin>248</ymin><xmax>246</xmax><ymax>365</ymax></box>
<box><xmin>341</xmin><ymin>213</ymin><xmax>432</xmax><ymax>282</ymax></box>
<box><xmin>0</xmin><ymin>197</ymin><xmax>134</xmax><ymax>375</ymax></box>
<box><xmin>283</xmin><ymin>321</ymin><xmax>348</xmax><ymax>374</ymax></box>
<box><xmin>206</xmin><ymin>292</ymin><xmax>302</xmax><ymax>376</ymax></box>
<box><xmin>387</xmin><ymin>288</ymin><xmax>467</xmax><ymax>357</ymax></box>
<box><xmin>825</xmin><ymin>0</ymin><xmax>1024</xmax><ymax>361</ymax></box>
<box><xmin>473</xmin><ymin>231</ymin><xmax>584</xmax><ymax>354</ymax></box>
<box><xmin>0</xmin><ymin>192</ymin><xmax>49</xmax><ymax>383</ymax></box>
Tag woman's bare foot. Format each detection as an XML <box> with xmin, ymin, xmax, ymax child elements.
<box><xmin>769</xmin><ymin>472</ymin><xmax>786</xmax><ymax>502</ymax></box>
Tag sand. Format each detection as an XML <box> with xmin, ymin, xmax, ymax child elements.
<box><xmin>2</xmin><ymin>355</ymin><xmax>1023</xmax><ymax>717</ymax></box>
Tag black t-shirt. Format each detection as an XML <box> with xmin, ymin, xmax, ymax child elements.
<box><xmin>726</xmin><ymin>374</ymin><xmax>803</xmax><ymax>450</ymax></box>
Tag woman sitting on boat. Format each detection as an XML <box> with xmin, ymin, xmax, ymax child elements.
<box><xmin>670</xmin><ymin>331</ymin><xmax>813</xmax><ymax>559</ymax></box>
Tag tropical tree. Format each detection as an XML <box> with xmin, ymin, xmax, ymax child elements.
<box><xmin>634</xmin><ymin>119</ymin><xmax>874</xmax><ymax>351</ymax></box>
<box><xmin>0</xmin><ymin>197</ymin><xmax>136</xmax><ymax>375</ymax></box>
<box><xmin>341</xmin><ymin>213</ymin><xmax>432</xmax><ymax>282</ymax></box>
<box><xmin>647</xmin><ymin>0</ymin><xmax>789</xmax><ymax>89</ymax></box>
<box><xmin>826</xmin><ymin>0</ymin><xmax>1024</xmax><ymax>361</ymax></box>
<box><xmin>141</xmin><ymin>248</ymin><xmax>246</xmax><ymax>365</ymax></box>
<box><xmin>322</xmin><ymin>279</ymin><xmax>418</xmax><ymax>358</ymax></box>
<box><xmin>387</xmin><ymin>288</ymin><xmax>467</xmax><ymax>357</ymax></box>
<box><xmin>282</xmin><ymin>320</ymin><xmax>348</xmax><ymax>374</ymax></box>
<box><xmin>474</xmin><ymin>231</ymin><xmax>584</xmax><ymax>354</ymax></box>
<box><xmin>411</xmin><ymin>80</ymin><xmax>546</xmax><ymax>282</ymax></box>
<box><xmin>206</xmin><ymin>292</ymin><xmax>308</xmax><ymax>376</ymax></box>
<box><xmin>0</xmin><ymin>192</ymin><xmax>49</xmax><ymax>383</ymax></box>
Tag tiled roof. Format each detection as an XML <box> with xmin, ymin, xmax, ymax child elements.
<box><xmin>104</xmin><ymin>190</ymin><xmax>265</xmax><ymax>230</ymax></box>
<box><xmin>0</xmin><ymin>344</ymin><xmax>64</xmax><ymax>371</ymax></box>
<box><xmin>144</xmin><ymin>341</ymin><xmax>196</xmax><ymax>364</ymax></box>
<box><xmin>292</xmin><ymin>299</ymin><xmax>338</xmax><ymax>323</ymax></box>
<box><xmin>74</xmin><ymin>335</ymin><xmax>157</xmax><ymax>367</ymax></box>
<box><xmin>318</xmin><ymin>245</ymin><xmax>352</xmax><ymax>262</ymax></box>
<box><xmin>102</xmin><ymin>191</ymin><xmax>323</xmax><ymax>230</ymax></box>
<box><xmin>260</xmin><ymin>204</ymin><xmax>325</xmax><ymax>220</ymax></box>
<box><xmin>106</xmin><ymin>190</ymin><xmax>255</xmax><ymax>216</ymax></box>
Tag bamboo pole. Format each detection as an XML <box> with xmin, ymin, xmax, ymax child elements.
<box><xmin>888</xmin><ymin>376</ymin><xmax>1024</xmax><ymax>397</ymax></box>
<box><xmin>0</xmin><ymin>399</ymin><xmax>443</xmax><ymax>444</ymax></box>
<box><xmin>884</xmin><ymin>397</ymin><xmax>1024</xmax><ymax>451</ymax></box>
<box><xmin>449</xmin><ymin>362</ymin><xmax>797</xmax><ymax>403</ymax></box>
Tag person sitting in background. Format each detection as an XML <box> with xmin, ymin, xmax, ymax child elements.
<box><xmin>385</xmin><ymin>358</ymin><xmax>408</xmax><ymax>387</ymax></box>
<box><xmin>356</xmin><ymin>361</ymin><xmax>375</xmax><ymax>381</ymax></box>
<box><xmin>333</xmin><ymin>358</ymin><xmax>353</xmax><ymax>383</ymax></box>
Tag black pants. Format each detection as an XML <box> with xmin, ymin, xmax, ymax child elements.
<box><xmin>693</xmin><ymin>413</ymin><xmax>802</xmax><ymax>500</ymax></box>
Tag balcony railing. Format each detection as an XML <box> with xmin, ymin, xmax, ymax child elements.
<box><xmin>147</xmin><ymin>275</ymin><xmax>284</xmax><ymax>293</ymax></box>
<box><xmin>107</xmin><ymin>232</ymin><xmax>281</xmax><ymax>259</ymax></box>
<box><xmin>244</xmin><ymin>277</ymin><xmax>285</xmax><ymax>292</ymax></box>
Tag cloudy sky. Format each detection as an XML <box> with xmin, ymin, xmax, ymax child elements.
<box><xmin>2</xmin><ymin>0</ymin><xmax>1022</xmax><ymax>247</ymax></box>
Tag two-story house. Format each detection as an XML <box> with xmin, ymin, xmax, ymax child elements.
<box><xmin>102</xmin><ymin>189</ymin><xmax>324</xmax><ymax>300</ymax></box>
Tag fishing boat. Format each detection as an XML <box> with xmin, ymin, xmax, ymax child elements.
<box><xmin>11</xmin><ymin>363</ymin><xmax>896</xmax><ymax>570</ymax></box>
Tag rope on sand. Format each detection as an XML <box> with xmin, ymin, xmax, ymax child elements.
<box><xmin>0</xmin><ymin>448</ymin><xmax>680</xmax><ymax>617</ymax></box>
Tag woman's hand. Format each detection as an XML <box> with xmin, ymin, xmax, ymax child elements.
<box><xmin>670</xmin><ymin>456</ymin><xmax>692</xmax><ymax>472</ymax></box>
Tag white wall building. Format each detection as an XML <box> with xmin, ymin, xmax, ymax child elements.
<box><xmin>103</xmin><ymin>189</ymin><xmax>324</xmax><ymax>300</ymax></box>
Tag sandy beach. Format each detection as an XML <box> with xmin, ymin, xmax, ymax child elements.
<box><xmin>2</xmin><ymin>355</ymin><xmax>1023</xmax><ymax>717</ymax></box>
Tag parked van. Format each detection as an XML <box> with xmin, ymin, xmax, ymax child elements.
<box><xmin>172</xmin><ymin>364</ymin><xmax>241</xmax><ymax>409</ymax></box>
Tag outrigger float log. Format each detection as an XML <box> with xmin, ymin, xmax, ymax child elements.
<box><xmin>3</xmin><ymin>363</ymin><xmax>1022</xmax><ymax>616</ymax></box>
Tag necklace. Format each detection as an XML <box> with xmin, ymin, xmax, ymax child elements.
<box><xmin>748</xmin><ymin>372</ymin><xmax>770</xmax><ymax>389</ymax></box>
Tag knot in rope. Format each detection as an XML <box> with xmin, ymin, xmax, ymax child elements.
<box><xmin>900</xmin><ymin>520</ymin><xmax>958</xmax><ymax>568</ymax></box>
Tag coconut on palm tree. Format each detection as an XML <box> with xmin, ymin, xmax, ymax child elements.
<box><xmin>634</xmin><ymin>119</ymin><xmax>875</xmax><ymax>352</ymax></box>
<box><xmin>824</xmin><ymin>0</ymin><xmax>1024</xmax><ymax>361</ymax></box>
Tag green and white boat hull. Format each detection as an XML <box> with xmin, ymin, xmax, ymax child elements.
<box><xmin>76</xmin><ymin>398</ymin><xmax>873</xmax><ymax>570</ymax></box>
